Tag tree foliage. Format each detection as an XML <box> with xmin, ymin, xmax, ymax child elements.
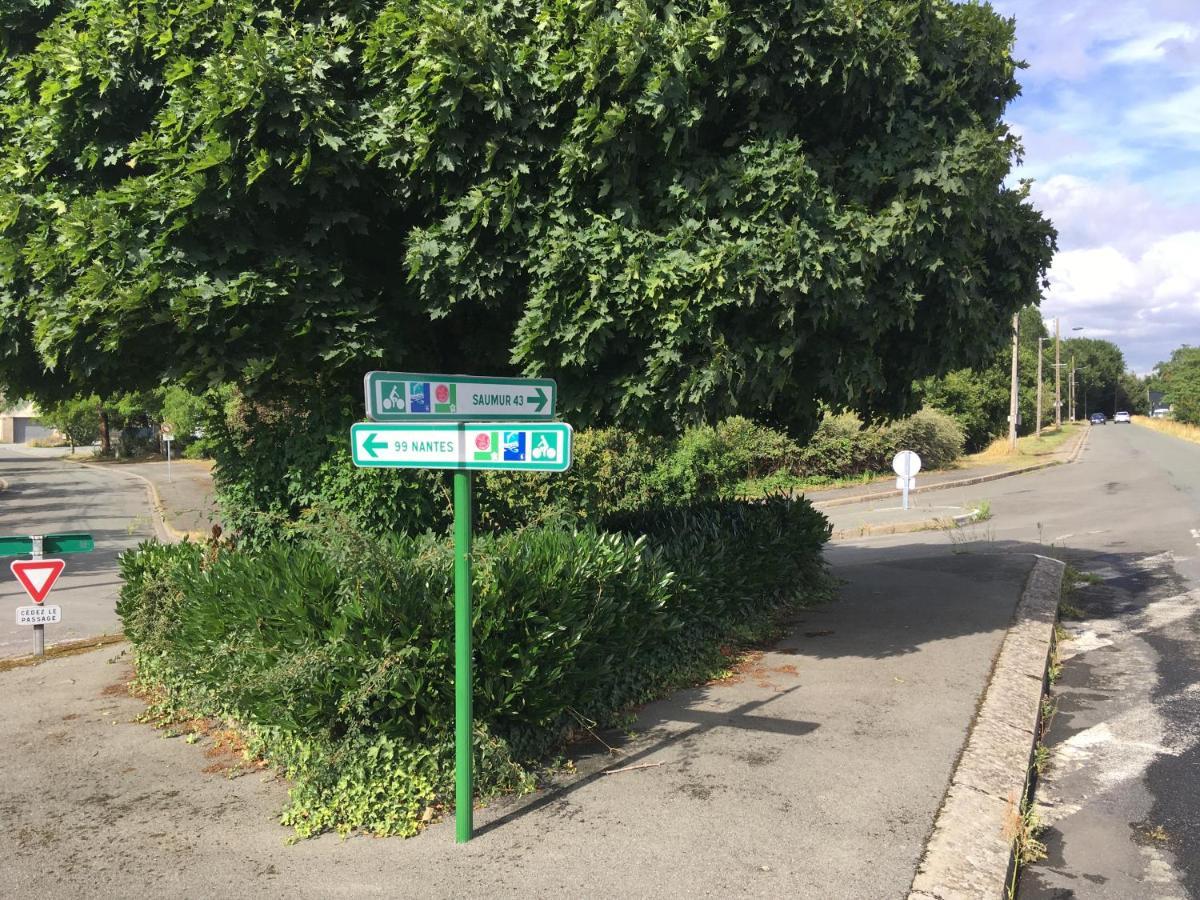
<box><xmin>42</xmin><ymin>393</ymin><xmax>99</xmax><ymax>451</ymax></box>
<box><xmin>1153</xmin><ymin>346</ymin><xmax>1200</xmax><ymax>425</ymax></box>
<box><xmin>915</xmin><ymin>305</ymin><xmax>1052</xmax><ymax>450</ymax></box>
<box><xmin>0</xmin><ymin>0</ymin><xmax>1054</xmax><ymax>433</ymax></box>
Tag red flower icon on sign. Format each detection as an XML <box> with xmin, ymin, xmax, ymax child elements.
<box><xmin>435</xmin><ymin>384</ymin><xmax>450</xmax><ymax>404</ymax></box>
<box><xmin>475</xmin><ymin>434</ymin><xmax>490</xmax><ymax>451</ymax></box>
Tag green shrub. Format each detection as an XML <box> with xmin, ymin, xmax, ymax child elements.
<box><xmin>884</xmin><ymin>407</ymin><xmax>965</xmax><ymax>470</ymax></box>
<box><xmin>476</xmin><ymin>427</ymin><xmax>667</xmax><ymax>530</ymax></box>
<box><xmin>795</xmin><ymin>412</ymin><xmax>890</xmax><ymax>479</ymax></box>
<box><xmin>791</xmin><ymin>408</ymin><xmax>964</xmax><ymax>482</ymax></box>
<box><xmin>118</xmin><ymin>496</ymin><xmax>831</xmax><ymax>837</ymax></box>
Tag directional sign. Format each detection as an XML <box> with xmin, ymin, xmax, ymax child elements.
<box><xmin>364</xmin><ymin>372</ymin><xmax>557</xmax><ymax>422</ymax></box>
<box><xmin>16</xmin><ymin>605</ymin><xmax>61</xmax><ymax>626</ymax></box>
<box><xmin>10</xmin><ymin>559</ymin><xmax>65</xmax><ymax>604</ymax></box>
<box><xmin>351</xmin><ymin>423</ymin><xmax>572</xmax><ymax>472</ymax></box>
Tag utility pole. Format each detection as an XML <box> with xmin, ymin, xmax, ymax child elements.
<box><xmin>1036</xmin><ymin>337</ymin><xmax>1045</xmax><ymax>437</ymax></box>
<box><xmin>1008</xmin><ymin>312</ymin><xmax>1020</xmax><ymax>450</ymax></box>
<box><xmin>1069</xmin><ymin>356</ymin><xmax>1076</xmax><ymax>421</ymax></box>
<box><xmin>1055</xmin><ymin>318</ymin><xmax>1062</xmax><ymax>428</ymax></box>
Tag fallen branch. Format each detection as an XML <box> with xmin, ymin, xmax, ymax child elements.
<box><xmin>603</xmin><ymin>761</ymin><xmax>664</xmax><ymax>776</ymax></box>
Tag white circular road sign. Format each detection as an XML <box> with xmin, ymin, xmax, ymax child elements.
<box><xmin>892</xmin><ymin>450</ymin><xmax>923</xmax><ymax>478</ymax></box>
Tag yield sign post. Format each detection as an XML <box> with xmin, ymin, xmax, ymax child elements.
<box><xmin>11</xmin><ymin>559</ymin><xmax>66</xmax><ymax>604</ymax></box>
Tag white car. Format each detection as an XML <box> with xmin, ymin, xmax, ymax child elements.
<box><xmin>1113</xmin><ymin>411</ymin><xmax>1131</xmax><ymax>423</ymax></box>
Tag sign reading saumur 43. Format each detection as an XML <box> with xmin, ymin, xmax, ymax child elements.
<box><xmin>363</xmin><ymin>371</ymin><xmax>556</xmax><ymax>422</ymax></box>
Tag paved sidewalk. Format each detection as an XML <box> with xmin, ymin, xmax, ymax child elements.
<box><xmin>0</xmin><ymin>545</ymin><xmax>1037</xmax><ymax>898</ymax></box>
<box><xmin>823</xmin><ymin>496</ymin><xmax>983</xmax><ymax>540</ymax></box>
<box><xmin>96</xmin><ymin>458</ymin><xmax>220</xmax><ymax>539</ymax></box>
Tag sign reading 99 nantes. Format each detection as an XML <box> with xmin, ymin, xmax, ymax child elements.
<box><xmin>351</xmin><ymin>422</ymin><xmax>572</xmax><ymax>472</ymax></box>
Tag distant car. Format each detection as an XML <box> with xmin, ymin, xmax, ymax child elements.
<box><xmin>1090</xmin><ymin>412</ymin><xmax>1106</xmax><ymax>425</ymax></box>
<box><xmin>1152</xmin><ymin>408</ymin><xmax>1170</xmax><ymax>418</ymax></box>
<box><xmin>1113</xmin><ymin>411</ymin><xmax>1131</xmax><ymax>423</ymax></box>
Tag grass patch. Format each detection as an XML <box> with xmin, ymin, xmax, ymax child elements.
<box><xmin>1132</xmin><ymin>415</ymin><xmax>1200</xmax><ymax>445</ymax></box>
<box><xmin>736</xmin><ymin>469</ymin><xmax>888</xmax><ymax>498</ymax></box>
<box><xmin>967</xmin><ymin>423</ymin><xmax>1081</xmax><ymax>465</ymax></box>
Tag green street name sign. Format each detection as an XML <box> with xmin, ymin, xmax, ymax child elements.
<box><xmin>363</xmin><ymin>371</ymin><xmax>556</xmax><ymax>422</ymax></box>
<box><xmin>0</xmin><ymin>533</ymin><xmax>94</xmax><ymax>557</ymax></box>
<box><xmin>350</xmin><ymin>423</ymin><xmax>572</xmax><ymax>472</ymax></box>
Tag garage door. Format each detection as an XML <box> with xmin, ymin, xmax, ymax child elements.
<box><xmin>12</xmin><ymin>418</ymin><xmax>52</xmax><ymax>444</ymax></box>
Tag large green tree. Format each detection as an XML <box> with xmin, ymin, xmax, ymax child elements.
<box><xmin>0</xmin><ymin>0</ymin><xmax>1054</xmax><ymax>434</ymax></box>
<box><xmin>1061</xmin><ymin>337</ymin><xmax>1125</xmax><ymax>420</ymax></box>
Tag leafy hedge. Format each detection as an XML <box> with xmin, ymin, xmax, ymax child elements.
<box><xmin>207</xmin><ymin>388</ymin><xmax>965</xmax><ymax>544</ymax></box>
<box><xmin>119</xmin><ymin>497</ymin><xmax>832</xmax><ymax>838</ymax></box>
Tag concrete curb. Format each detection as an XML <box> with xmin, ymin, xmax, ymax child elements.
<box><xmin>908</xmin><ymin>555</ymin><xmax>1065</xmax><ymax>900</ymax></box>
<box><xmin>829</xmin><ymin>508</ymin><xmax>984</xmax><ymax>542</ymax></box>
<box><xmin>812</xmin><ymin>428</ymin><xmax>1091</xmax><ymax>511</ymax></box>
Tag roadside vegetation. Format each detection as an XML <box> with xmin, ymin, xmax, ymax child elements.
<box><xmin>119</xmin><ymin>495</ymin><xmax>833</xmax><ymax>838</ymax></box>
<box><xmin>1133</xmin><ymin>414</ymin><xmax>1200</xmax><ymax>445</ymax></box>
<box><xmin>968</xmin><ymin>422</ymin><xmax>1082</xmax><ymax>465</ymax></box>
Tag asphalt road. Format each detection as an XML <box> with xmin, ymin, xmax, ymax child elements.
<box><xmin>828</xmin><ymin>422</ymin><xmax>1200</xmax><ymax>897</ymax></box>
<box><xmin>0</xmin><ymin>424</ymin><xmax>1195</xmax><ymax>897</ymax></box>
<box><xmin>0</xmin><ymin>448</ymin><xmax>156</xmax><ymax>656</ymax></box>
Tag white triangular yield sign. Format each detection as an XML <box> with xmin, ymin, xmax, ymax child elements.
<box><xmin>11</xmin><ymin>559</ymin><xmax>66</xmax><ymax>604</ymax></box>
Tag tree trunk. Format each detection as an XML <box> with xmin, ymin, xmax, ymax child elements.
<box><xmin>99</xmin><ymin>408</ymin><xmax>111</xmax><ymax>455</ymax></box>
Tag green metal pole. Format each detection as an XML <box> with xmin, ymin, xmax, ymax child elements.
<box><xmin>453</xmin><ymin>470</ymin><xmax>474</xmax><ymax>843</ymax></box>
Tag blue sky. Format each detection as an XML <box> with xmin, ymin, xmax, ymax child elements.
<box><xmin>989</xmin><ymin>0</ymin><xmax>1200</xmax><ymax>373</ymax></box>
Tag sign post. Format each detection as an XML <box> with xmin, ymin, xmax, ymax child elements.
<box><xmin>892</xmin><ymin>450</ymin><xmax>923</xmax><ymax>510</ymax></box>
<box><xmin>352</xmin><ymin>375</ymin><xmax>569</xmax><ymax>845</ymax></box>
<box><xmin>453</xmin><ymin>470</ymin><xmax>473</xmax><ymax>843</ymax></box>
<box><xmin>2</xmin><ymin>532</ymin><xmax>94</xmax><ymax>656</ymax></box>
<box><xmin>161</xmin><ymin>423</ymin><xmax>175</xmax><ymax>483</ymax></box>
<box><xmin>30</xmin><ymin>536</ymin><xmax>44</xmax><ymax>656</ymax></box>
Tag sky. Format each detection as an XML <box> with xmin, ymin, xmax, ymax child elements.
<box><xmin>990</xmin><ymin>0</ymin><xmax>1200</xmax><ymax>374</ymax></box>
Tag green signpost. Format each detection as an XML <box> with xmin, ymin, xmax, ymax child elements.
<box><xmin>363</xmin><ymin>371</ymin><xmax>557</xmax><ymax>422</ymax></box>
<box><xmin>351</xmin><ymin>376</ymin><xmax>569</xmax><ymax>844</ymax></box>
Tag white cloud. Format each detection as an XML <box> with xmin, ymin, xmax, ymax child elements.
<box><xmin>1041</xmin><ymin>229</ymin><xmax>1200</xmax><ymax>371</ymax></box>
<box><xmin>997</xmin><ymin>1</ymin><xmax>1200</xmax><ymax>80</ymax></box>
<box><xmin>1045</xmin><ymin>247</ymin><xmax>1140</xmax><ymax>310</ymax></box>
<box><xmin>1125</xmin><ymin>83</ymin><xmax>1200</xmax><ymax>146</ymax></box>
<box><xmin>1028</xmin><ymin>174</ymin><xmax>1199</xmax><ymax>257</ymax></box>
<box><xmin>1105</xmin><ymin>23</ymin><xmax>1199</xmax><ymax>64</ymax></box>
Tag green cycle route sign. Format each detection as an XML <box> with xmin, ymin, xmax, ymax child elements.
<box><xmin>351</xmin><ymin>422</ymin><xmax>572</xmax><ymax>472</ymax></box>
<box><xmin>351</xmin><ymin>380</ymin><xmax>572</xmax><ymax>847</ymax></box>
<box><xmin>363</xmin><ymin>371</ymin><xmax>556</xmax><ymax>422</ymax></box>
